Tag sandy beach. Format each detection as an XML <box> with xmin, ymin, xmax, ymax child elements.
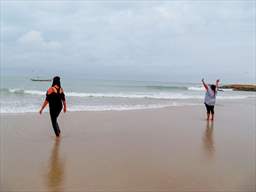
<box><xmin>2</xmin><ymin>0</ymin><xmax>255</xmax><ymax>191</ymax></box>
<box><xmin>0</xmin><ymin>100</ymin><xmax>255</xmax><ymax>192</ymax></box>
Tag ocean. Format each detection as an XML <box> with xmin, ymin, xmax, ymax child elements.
<box><xmin>0</xmin><ymin>75</ymin><xmax>255</xmax><ymax>113</ymax></box>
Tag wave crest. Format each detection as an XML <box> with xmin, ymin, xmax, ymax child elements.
<box><xmin>0</xmin><ymin>88</ymin><xmax>252</xmax><ymax>100</ymax></box>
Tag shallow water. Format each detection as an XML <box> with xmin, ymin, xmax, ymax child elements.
<box><xmin>1</xmin><ymin>76</ymin><xmax>255</xmax><ymax>113</ymax></box>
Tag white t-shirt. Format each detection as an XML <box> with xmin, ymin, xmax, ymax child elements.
<box><xmin>204</xmin><ymin>88</ymin><xmax>217</xmax><ymax>106</ymax></box>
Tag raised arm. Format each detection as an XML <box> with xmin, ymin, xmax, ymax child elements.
<box><xmin>202</xmin><ymin>78</ymin><xmax>208</xmax><ymax>90</ymax></box>
<box><xmin>216</xmin><ymin>79</ymin><xmax>220</xmax><ymax>89</ymax></box>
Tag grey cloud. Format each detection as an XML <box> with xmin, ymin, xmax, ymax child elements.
<box><xmin>1</xmin><ymin>1</ymin><xmax>255</xmax><ymax>82</ymax></box>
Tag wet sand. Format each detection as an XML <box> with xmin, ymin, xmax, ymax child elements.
<box><xmin>0</xmin><ymin>101</ymin><xmax>255</xmax><ymax>192</ymax></box>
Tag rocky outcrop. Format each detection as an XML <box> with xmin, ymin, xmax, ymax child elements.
<box><xmin>220</xmin><ymin>84</ymin><xmax>256</xmax><ymax>92</ymax></box>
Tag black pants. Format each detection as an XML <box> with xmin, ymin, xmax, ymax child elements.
<box><xmin>205</xmin><ymin>103</ymin><xmax>214</xmax><ymax>114</ymax></box>
<box><xmin>50</xmin><ymin>109</ymin><xmax>61</xmax><ymax>137</ymax></box>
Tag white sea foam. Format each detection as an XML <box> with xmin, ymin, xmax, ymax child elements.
<box><xmin>25</xmin><ymin>90</ymin><xmax>45</xmax><ymax>95</ymax></box>
<box><xmin>1</xmin><ymin>88</ymin><xmax>254</xmax><ymax>100</ymax></box>
<box><xmin>7</xmin><ymin>88</ymin><xmax>45</xmax><ymax>95</ymax></box>
<box><xmin>187</xmin><ymin>86</ymin><xmax>234</xmax><ymax>92</ymax></box>
<box><xmin>220</xmin><ymin>89</ymin><xmax>234</xmax><ymax>92</ymax></box>
<box><xmin>0</xmin><ymin>105</ymin><xmax>40</xmax><ymax>113</ymax></box>
<box><xmin>9</xmin><ymin>88</ymin><xmax>25</xmax><ymax>94</ymax></box>
<box><xmin>0</xmin><ymin>103</ymin><xmax>201</xmax><ymax>114</ymax></box>
<box><xmin>68</xmin><ymin>104</ymin><xmax>175</xmax><ymax>111</ymax></box>
<box><xmin>188</xmin><ymin>86</ymin><xmax>204</xmax><ymax>91</ymax></box>
<box><xmin>65</xmin><ymin>92</ymin><xmax>204</xmax><ymax>99</ymax></box>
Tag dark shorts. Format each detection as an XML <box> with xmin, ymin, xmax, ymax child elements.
<box><xmin>205</xmin><ymin>103</ymin><xmax>214</xmax><ymax>114</ymax></box>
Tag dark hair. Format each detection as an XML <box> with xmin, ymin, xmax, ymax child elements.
<box><xmin>52</xmin><ymin>76</ymin><xmax>61</xmax><ymax>87</ymax></box>
<box><xmin>210</xmin><ymin>84</ymin><xmax>216</xmax><ymax>94</ymax></box>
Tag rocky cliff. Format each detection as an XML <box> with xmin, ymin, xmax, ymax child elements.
<box><xmin>220</xmin><ymin>84</ymin><xmax>256</xmax><ymax>91</ymax></box>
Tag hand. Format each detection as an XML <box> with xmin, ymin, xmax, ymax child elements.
<box><xmin>64</xmin><ymin>108</ymin><xmax>67</xmax><ymax>113</ymax></box>
<box><xmin>39</xmin><ymin>109</ymin><xmax>43</xmax><ymax>114</ymax></box>
<box><xmin>202</xmin><ymin>78</ymin><xmax>204</xmax><ymax>82</ymax></box>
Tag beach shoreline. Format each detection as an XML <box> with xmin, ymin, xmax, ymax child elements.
<box><xmin>1</xmin><ymin>102</ymin><xmax>255</xmax><ymax>192</ymax></box>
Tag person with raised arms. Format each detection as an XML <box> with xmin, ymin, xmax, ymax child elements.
<box><xmin>202</xmin><ymin>78</ymin><xmax>220</xmax><ymax>121</ymax></box>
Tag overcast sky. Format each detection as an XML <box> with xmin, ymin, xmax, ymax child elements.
<box><xmin>1</xmin><ymin>0</ymin><xmax>255</xmax><ymax>83</ymax></box>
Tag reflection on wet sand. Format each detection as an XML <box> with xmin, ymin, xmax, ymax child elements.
<box><xmin>47</xmin><ymin>139</ymin><xmax>65</xmax><ymax>192</ymax></box>
<box><xmin>203</xmin><ymin>121</ymin><xmax>215</xmax><ymax>158</ymax></box>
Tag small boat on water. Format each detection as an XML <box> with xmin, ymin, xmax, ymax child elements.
<box><xmin>30</xmin><ymin>78</ymin><xmax>52</xmax><ymax>82</ymax></box>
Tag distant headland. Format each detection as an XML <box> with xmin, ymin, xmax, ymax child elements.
<box><xmin>220</xmin><ymin>84</ymin><xmax>256</xmax><ymax>92</ymax></box>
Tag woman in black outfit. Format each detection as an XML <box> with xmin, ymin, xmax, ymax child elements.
<box><xmin>39</xmin><ymin>76</ymin><xmax>67</xmax><ymax>137</ymax></box>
